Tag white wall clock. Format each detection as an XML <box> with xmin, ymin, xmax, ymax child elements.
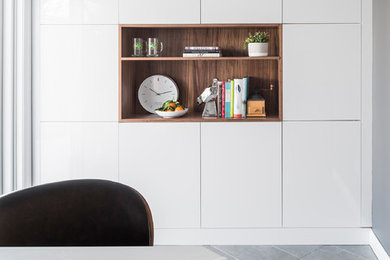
<box><xmin>138</xmin><ymin>75</ymin><xmax>179</xmax><ymax>114</ymax></box>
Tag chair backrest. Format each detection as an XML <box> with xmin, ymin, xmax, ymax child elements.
<box><xmin>0</xmin><ymin>179</ymin><xmax>153</xmax><ymax>246</ymax></box>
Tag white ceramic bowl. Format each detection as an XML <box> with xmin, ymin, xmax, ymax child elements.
<box><xmin>155</xmin><ymin>108</ymin><xmax>188</xmax><ymax>118</ymax></box>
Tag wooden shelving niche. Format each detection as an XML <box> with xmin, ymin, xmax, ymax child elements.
<box><xmin>119</xmin><ymin>24</ymin><xmax>282</xmax><ymax>122</ymax></box>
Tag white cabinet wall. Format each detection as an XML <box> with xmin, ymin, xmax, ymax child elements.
<box><xmin>201</xmin><ymin>0</ymin><xmax>281</xmax><ymax>24</ymax></box>
<box><xmin>118</xmin><ymin>123</ymin><xmax>201</xmax><ymax>229</ymax></box>
<box><xmin>201</xmin><ymin>123</ymin><xmax>281</xmax><ymax>228</ymax></box>
<box><xmin>283</xmin><ymin>24</ymin><xmax>361</xmax><ymax>121</ymax></box>
<box><xmin>36</xmin><ymin>0</ymin><xmax>370</xmax><ymax>242</ymax></box>
<box><xmin>283</xmin><ymin>0</ymin><xmax>361</xmax><ymax>24</ymax></box>
<box><xmin>283</xmin><ymin>122</ymin><xmax>361</xmax><ymax>227</ymax></box>
<box><xmin>119</xmin><ymin>0</ymin><xmax>200</xmax><ymax>24</ymax></box>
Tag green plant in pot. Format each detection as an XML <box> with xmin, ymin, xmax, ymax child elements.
<box><xmin>243</xmin><ymin>32</ymin><xmax>270</xmax><ymax>57</ymax></box>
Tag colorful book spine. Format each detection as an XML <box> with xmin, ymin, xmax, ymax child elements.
<box><xmin>242</xmin><ymin>77</ymin><xmax>249</xmax><ymax>118</ymax></box>
<box><xmin>217</xmin><ymin>81</ymin><xmax>223</xmax><ymax>118</ymax></box>
<box><xmin>225</xmin><ymin>81</ymin><xmax>231</xmax><ymax>118</ymax></box>
<box><xmin>233</xmin><ymin>78</ymin><xmax>243</xmax><ymax>118</ymax></box>
<box><xmin>230</xmin><ymin>80</ymin><xmax>234</xmax><ymax>117</ymax></box>
<box><xmin>222</xmin><ymin>81</ymin><xmax>226</xmax><ymax>118</ymax></box>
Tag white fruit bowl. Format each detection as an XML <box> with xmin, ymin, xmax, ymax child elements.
<box><xmin>155</xmin><ymin>108</ymin><xmax>188</xmax><ymax>118</ymax></box>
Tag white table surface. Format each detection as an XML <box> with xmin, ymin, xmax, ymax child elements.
<box><xmin>0</xmin><ymin>246</ymin><xmax>227</xmax><ymax>260</ymax></box>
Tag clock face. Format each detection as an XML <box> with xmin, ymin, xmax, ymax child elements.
<box><xmin>138</xmin><ymin>75</ymin><xmax>179</xmax><ymax>114</ymax></box>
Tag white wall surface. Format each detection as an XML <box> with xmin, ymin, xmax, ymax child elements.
<box><xmin>372</xmin><ymin>0</ymin><xmax>390</xmax><ymax>253</ymax></box>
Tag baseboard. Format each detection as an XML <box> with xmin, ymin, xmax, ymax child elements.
<box><xmin>369</xmin><ymin>230</ymin><xmax>390</xmax><ymax>260</ymax></box>
<box><xmin>154</xmin><ymin>228</ymin><xmax>371</xmax><ymax>245</ymax></box>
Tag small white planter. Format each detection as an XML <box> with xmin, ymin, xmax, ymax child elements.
<box><xmin>248</xmin><ymin>42</ymin><xmax>269</xmax><ymax>57</ymax></box>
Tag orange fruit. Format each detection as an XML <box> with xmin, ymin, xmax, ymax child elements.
<box><xmin>168</xmin><ymin>102</ymin><xmax>176</xmax><ymax>108</ymax></box>
<box><xmin>175</xmin><ymin>106</ymin><xmax>184</xmax><ymax>111</ymax></box>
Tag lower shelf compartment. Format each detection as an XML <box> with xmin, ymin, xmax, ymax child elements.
<box><xmin>120</xmin><ymin>113</ymin><xmax>280</xmax><ymax>122</ymax></box>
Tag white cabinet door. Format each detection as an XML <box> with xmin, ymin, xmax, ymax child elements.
<box><xmin>40</xmin><ymin>123</ymin><xmax>119</xmax><ymax>184</ymax></box>
<box><xmin>119</xmin><ymin>123</ymin><xmax>200</xmax><ymax>229</ymax></box>
<box><xmin>283</xmin><ymin>122</ymin><xmax>361</xmax><ymax>227</ymax></box>
<box><xmin>40</xmin><ymin>0</ymin><xmax>118</xmax><ymax>24</ymax></box>
<box><xmin>283</xmin><ymin>24</ymin><xmax>361</xmax><ymax>120</ymax></box>
<box><xmin>283</xmin><ymin>0</ymin><xmax>361</xmax><ymax>23</ymax></box>
<box><xmin>201</xmin><ymin>122</ymin><xmax>281</xmax><ymax>228</ymax></box>
<box><xmin>40</xmin><ymin>25</ymin><xmax>118</xmax><ymax>122</ymax></box>
<box><xmin>119</xmin><ymin>0</ymin><xmax>200</xmax><ymax>24</ymax></box>
<box><xmin>201</xmin><ymin>0</ymin><xmax>281</xmax><ymax>23</ymax></box>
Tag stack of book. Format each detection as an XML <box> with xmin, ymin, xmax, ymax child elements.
<box><xmin>183</xmin><ymin>46</ymin><xmax>222</xmax><ymax>57</ymax></box>
<box><xmin>216</xmin><ymin>77</ymin><xmax>250</xmax><ymax>119</ymax></box>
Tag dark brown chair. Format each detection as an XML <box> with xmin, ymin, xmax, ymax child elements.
<box><xmin>0</xmin><ymin>179</ymin><xmax>153</xmax><ymax>246</ymax></box>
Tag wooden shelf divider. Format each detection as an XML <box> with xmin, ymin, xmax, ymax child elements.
<box><xmin>121</xmin><ymin>56</ymin><xmax>281</xmax><ymax>61</ymax></box>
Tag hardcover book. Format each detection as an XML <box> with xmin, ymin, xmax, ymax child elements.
<box><xmin>225</xmin><ymin>81</ymin><xmax>232</xmax><ymax>119</ymax></box>
<box><xmin>222</xmin><ymin>81</ymin><xmax>226</xmax><ymax>118</ymax></box>
<box><xmin>233</xmin><ymin>78</ymin><xmax>243</xmax><ymax>118</ymax></box>
<box><xmin>217</xmin><ymin>81</ymin><xmax>223</xmax><ymax>118</ymax></box>
<box><xmin>230</xmin><ymin>80</ymin><xmax>235</xmax><ymax>117</ymax></box>
<box><xmin>242</xmin><ymin>77</ymin><xmax>249</xmax><ymax>118</ymax></box>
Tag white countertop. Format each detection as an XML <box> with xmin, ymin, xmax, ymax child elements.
<box><xmin>0</xmin><ymin>246</ymin><xmax>227</xmax><ymax>260</ymax></box>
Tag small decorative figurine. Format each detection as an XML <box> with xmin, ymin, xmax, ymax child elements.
<box><xmin>197</xmin><ymin>78</ymin><xmax>219</xmax><ymax>118</ymax></box>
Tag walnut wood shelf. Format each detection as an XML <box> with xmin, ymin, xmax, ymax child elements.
<box><xmin>121</xmin><ymin>56</ymin><xmax>281</xmax><ymax>61</ymax></box>
<box><xmin>119</xmin><ymin>113</ymin><xmax>279</xmax><ymax>123</ymax></box>
<box><xmin>119</xmin><ymin>24</ymin><xmax>283</xmax><ymax>122</ymax></box>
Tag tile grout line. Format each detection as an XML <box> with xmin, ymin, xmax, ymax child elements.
<box><xmin>271</xmin><ymin>246</ymin><xmax>300</xmax><ymax>259</ymax></box>
<box><xmin>297</xmin><ymin>247</ymin><xmax>323</xmax><ymax>260</ymax></box>
<box><xmin>209</xmin><ymin>246</ymin><xmax>239</xmax><ymax>260</ymax></box>
<box><xmin>335</xmin><ymin>246</ymin><xmax>373</xmax><ymax>260</ymax></box>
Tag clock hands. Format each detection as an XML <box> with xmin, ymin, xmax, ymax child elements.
<box><xmin>148</xmin><ymin>88</ymin><xmax>160</xmax><ymax>96</ymax></box>
<box><xmin>148</xmin><ymin>88</ymin><xmax>173</xmax><ymax>96</ymax></box>
<box><xmin>159</xmin><ymin>91</ymin><xmax>173</xmax><ymax>95</ymax></box>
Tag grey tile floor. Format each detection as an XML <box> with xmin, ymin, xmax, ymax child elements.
<box><xmin>205</xmin><ymin>245</ymin><xmax>378</xmax><ymax>260</ymax></box>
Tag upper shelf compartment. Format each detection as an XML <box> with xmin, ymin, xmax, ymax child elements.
<box><xmin>120</xmin><ymin>24</ymin><xmax>282</xmax><ymax>59</ymax></box>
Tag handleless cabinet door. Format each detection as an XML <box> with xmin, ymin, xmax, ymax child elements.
<box><xmin>119</xmin><ymin>0</ymin><xmax>200</xmax><ymax>24</ymax></box>
<box><xmin>283</xmin><ymin>122</ymin><xmax>361</xmax><ymax>227</ymax></box>
<box><xmin>283</xmin><ymin>24</ymin><xmax>361</xmax><ymax>120</ymax></box>
<box><xmin>40</xmin><ymin>123</ymin><xmax>119</xmax><ymax>184</ymax></box>
<box><xmin>201</xmin><ymin>122</ymin><xmax>281</xmax><ymax>228</ymax></box>
<box><xmin>201</xmin><ymin>0</ymin><xmax>282</xmax><ymax>23</ymax></box>
<box><xmin>40</xmin><ymin>25</ymin><xmax>118</xmax><ymax>122</ymax></box>
<box><xmin>119</xmin><ymin>123</ymin><xmax>200</xmax><ymax>229</ymax></box>
<box><xmin>283</xmin><ymin>0</ymin><xmax>361</xmax><ymax>23</ymax></box>
<box><xmin>40</xmin><ymin>0</ymin><xmax>118</xmax><ymax>24</ymax></box>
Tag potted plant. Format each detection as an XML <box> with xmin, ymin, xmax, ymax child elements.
<box><xmin>243</xmin><ymin>32</ymin><xmax>270</xmax><ymax>57</ymax></box>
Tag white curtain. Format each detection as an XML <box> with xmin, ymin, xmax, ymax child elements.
<box><xmin>1</xmin><ymin>0</ymin><xmax>32</xmax><ymax>194</ymax></box>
